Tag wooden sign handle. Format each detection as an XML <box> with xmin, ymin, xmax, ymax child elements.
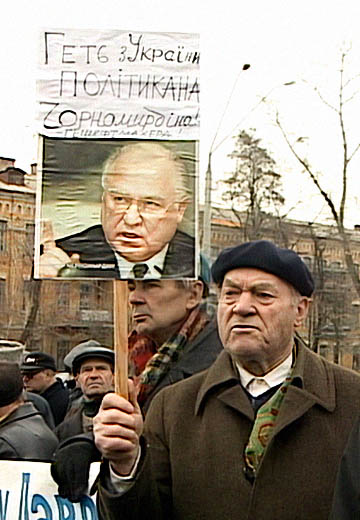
<box><xmin>113</xmin><ymin>280</ymin><xmax>129</xmax><ymax>399</ymax></box>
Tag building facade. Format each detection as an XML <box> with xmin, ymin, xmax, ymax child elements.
<box><xmin>0</xmin><ymin>158</ymin><xmax>113</xmax><ymax>368</ymax></box>
<box><xmin>1</xmin><ymin>159</ymin><xmax>359</xmax><ymax>372</ymax></box>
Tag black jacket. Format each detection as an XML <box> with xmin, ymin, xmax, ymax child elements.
<box><xmin>0</xmin><ymin>402</ymin><xmax>58</xmax><ymax>460</ymax></box>
<box><xmin>56</xmin><ymin>397</ymin><xmax>103</xmax><ymax>442</ymax></box>
<box><xmin>25</xmin><ymin>391</ymin><xmax>55</xmax><ymax>429</ymax></box>
<box><xmin>55</xmin><ymin>406</ymin><xmax>83</xmax><ymax>442</ymax></box>
<box><xmin>329</xmin><ymin>413</ymin><xmax>360</xmax><ymax>519</ymax></box>
<box><xmin>56</xmin><ymin>225</ymin><xmax>195</xmax><ymax>279</ymax></box>
<box><xmin>41</xmin><ymin>379</ymin><xmax>69</xmax><ymax>426</ymax></box>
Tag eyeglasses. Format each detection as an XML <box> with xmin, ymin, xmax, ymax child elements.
<box><xmin>105</xmin><ymin>191</ymin><xmax>177</xmax><ymax>217</ymax></box>
<box><xmin>22</xmin><ymin>370</ymin><xmax>43</xmax><ymax>379</ymax></box>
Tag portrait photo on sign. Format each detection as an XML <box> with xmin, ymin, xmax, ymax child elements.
<box><xmin>35</xmin><ymin>137</ymin><xmax>198</xmax><ymax>280</ymax></box>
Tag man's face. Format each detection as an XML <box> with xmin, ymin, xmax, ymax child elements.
<box><xmin>77</xmin><ymin>357</ymin><xmax>114</xmax><ymax>399</ymax></box>
<box><xmin>128</xmin><ymin>280</ymin><xmax>202</xmax><ymax>345</ymax></box>
<box><xmin>101</xmin><ymin>155</ymin><xmax>186</xmax><ymax>262</ymax></box>
<box><xmin>22</xmin><ymin>369</ymin><xmax>53</xmax><ymax>394</ymax></box>
<box><xmin>217</xmin><ymin>268</ymin><xmax>309</xmax><ymax>375</ymax></box>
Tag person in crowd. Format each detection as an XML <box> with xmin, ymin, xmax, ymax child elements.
<box><xmin>329</xmin><ymin>413</ymin><xmax>360</xmax><ymax>519</ymax></box>
<box><xmin>24</xmin><ymin>390</ymin><xmax>55</xmax><ymax>429</ymax></box>
<box><xmin>127</xmin><ymin>273</ymin><xmax>222</xmax><ymax>414</ymax></box>
<box><xmin>21</xmin><ymin>351</ymin><xmax>69</xmax><ymax>426</ymax></box>
<box><xmin>55</xmin><ymin>340</ymin><xmax>114</xmax><ymax>442</ymax></box>
<box><xmin>40</xmin><ymin>142</ymin><xmax>195</xmax><ymax>279</ymax></box>
<box><xmin>93</xmin><ymin>240</ymin><xmax>360</xmax><ymax>520</ymax></box>
<box><xmin>0</xmin><ymin>361</ymin><xmax>58</xmax><ymax>460</ymax></box>
<box><xmin>51</xmin><ymin>263</ymin><xmax>222</xmax><ymax>502</ymax></box>
<box><xmin>0</xmin><ymin>351</ymin><xmax>55</xmax><ymax>429</ymax></box>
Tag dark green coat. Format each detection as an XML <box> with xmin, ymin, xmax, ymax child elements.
<box><xmin>97</xmin><ymin>343</ymin><xmax>360</xmax><ymax>520</ymax></box>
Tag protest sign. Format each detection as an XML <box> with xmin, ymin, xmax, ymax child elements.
<box><xmin>35</xmin><ymin>29</ymin><xmax>199</xmax><ymax>280</ymax></box>
<box><xmin>37</xmin><ymin>29</ymin><xmax>199</xmax><ymax>140</ymax></box>
<box><xmin>0</xmin><ymin>460</ymin><xmax>99</xmax><ymax>520</ymax></box>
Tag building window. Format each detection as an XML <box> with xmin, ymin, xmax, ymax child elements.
<box><xmin>0</xmin><ymin>221</ymin><xmax>7</xmax><ymax>252</ymax></box>
<box><xmin>25</xmin><ymin>223</ymin><xmax>35</xmax><ymax>257</ymax></box>
<box><xmin>58</xmin><ymin>283</ymin><xmax>70</xmax><ymax>310</ymax></box>
<box><xmin>80</xmin><ymin>282</ymin><xmax>92</xmax><ymax>310</ymax></box>
<box><xmin>57</xmin><ymin>340</ymin><xmax>70</xmax><ymax>370</ymax></box>
<box><xmin>352</xmin><ymin>349</ymin><xmax>360</xmax><ymax>372</ymax></box>
<box><xmin>22</xmin><ymin>280</ymin><xmax>31</xmax><ymax>311</ymax></box>
<box><xmin>0</xmin><ymin>279</ymin><xmax>5</xmax><ymax>307</ymax></box>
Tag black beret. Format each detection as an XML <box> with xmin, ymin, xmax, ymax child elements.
<box><xmin>64</xmin><ymin>340</ymin><xmax>114</xmax><ymax>375</ymax></box>
<box><xmin>21</xmin><ymin>351</ymin><xmax>57</xmax><ymax>372</ymax></box>
<box><xmin>0</xmin><ymin>362</ymin><xmax>24</xmax><ymax>406</ymax></box>
<box><xmin>211</xmin><ymin>240</ymin><xmax>314</xmax><ymax>297</ymax></box>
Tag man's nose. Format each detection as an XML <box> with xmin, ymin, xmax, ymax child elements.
<box><xmin>88</xmin><ymin>368</ymin><xmax>100</xmax><ymax>377</ymax></box>
<box><xmin>129</xmin><ymin>287</ymin><xmax>145</xmax><ymax>305</ymax></box>
<box><xmin>122</xmin><ymin>202</ymin><xmax>142</xmax><ymax>225</ymax></box>
<box><xmin>232</xmin><ymin>292</ymin><xmax>256</xmax><ymax>315</ymax></box>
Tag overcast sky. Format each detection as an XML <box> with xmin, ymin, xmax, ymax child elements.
<box><xmin>2</xmin><ymin>0</ymin><xmax>360</xmax><ymax>227</ymax></box>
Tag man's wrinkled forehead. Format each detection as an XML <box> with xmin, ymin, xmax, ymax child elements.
<box><xmin>220</xmin><ymin>267</ymin><xmax>291</xmax><ymax>292</ymax></box>
<box><xmin>103</xmin><ymin>158</ymin><xmax>178</xmax><ymax>197</ymax></box>
<box><xmin>106</xmin><ymin>155</ymin><xmax>177</xmax><ymax>180</ymax></box>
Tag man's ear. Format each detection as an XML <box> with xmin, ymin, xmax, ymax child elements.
<box><xmin>294</xmin><ymin>297</ymin><xmax>311</xmax><ymax>328</ymax></box>
<box><xmin>185</xmin><ymin>281</ymin><xmax>204</xmax><ymax>310</ymax></box>
<box><xmin>175</xmin><ymin>202</ymin><xmax>188</xmax><ymax>223</ymax></box>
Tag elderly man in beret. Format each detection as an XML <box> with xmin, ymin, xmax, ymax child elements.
<box><xmin>93</xmin><ymin>240</ymin><xmax>360</xmax><ymax>520</ymax></box>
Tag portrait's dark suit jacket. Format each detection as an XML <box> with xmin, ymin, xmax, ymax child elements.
<box><xmin>56</xmin><ymin>225</ymin><xmax>195</xmax><ymax>278</ymax></box>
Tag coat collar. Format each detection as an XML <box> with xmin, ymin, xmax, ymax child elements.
<box><xmin>194</xmin><ymin>340</ymin><xmax>336</xmax><ymax>420</ymax></box>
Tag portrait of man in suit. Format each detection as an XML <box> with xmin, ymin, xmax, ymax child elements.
<box><xmin>38</xmin><ymin>140</ymin><xmax>196</xmax><ymax>279</ymax></box>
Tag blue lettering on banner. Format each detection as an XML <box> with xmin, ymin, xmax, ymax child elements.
<box><xmin>31</xmin><ymin>494</ymin><xmax>53</xmax><ymax>519</ymax></box>
<box><xmin>1</xmin><ymin>472</ymin><xmax>99</xmax><ymax>520</ymax></box>
<box><xmin>18</xmin><ymin>472</ymin><xmax>30</xmax><ymax>520</ymax></box>
<box><xmin>80</xmin><ymin>497</ymin><xmax>97</xmax><ymax>520</ymax></box>
<box><xmin>0</xmin><ymin>490</ymin><xmax>9</xmax><ymax>520</ymax></box>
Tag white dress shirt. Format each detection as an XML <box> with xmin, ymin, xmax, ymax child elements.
<box><xmin>236</xmin><ymin>352</ymin><xmax>293</xmax><ymax>397</ymax></box>
<box><xmin>115</xmin><ymin>245</ymin><xmax>169</xmax><ymax>279</ymax></box>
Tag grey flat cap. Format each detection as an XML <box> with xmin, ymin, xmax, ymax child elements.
<box><xmin>64</xmin><ymin>340</ymin><xmax>114</xmax><ymax>374</ymax></box>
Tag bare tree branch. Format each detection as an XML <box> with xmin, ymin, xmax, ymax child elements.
<box><xmin>275</xmin><ymin>111</ymin><xmax>339</xmax><ymax>224</ymax></box>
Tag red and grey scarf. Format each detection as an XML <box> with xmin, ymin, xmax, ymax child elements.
<box><xmin>128</xmin><ymin>307</ymin><xmax>210</xmax><ymax>407</ymax></box>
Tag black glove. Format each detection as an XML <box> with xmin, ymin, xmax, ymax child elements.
<box><xmin>51</xmin><ymin>433</ymin><xmax>101</xmax><ymax>502</ymax></box>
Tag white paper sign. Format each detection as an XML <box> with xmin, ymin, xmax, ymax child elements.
<box><xmin>37</xmin><ymin>29</ymin><xmax>200</xmax><ymax>140</ymax></box>
<box><xmin>0</xmin><ymin>460</ymin><xmax>100</xmax><ymax>520</ymax></box>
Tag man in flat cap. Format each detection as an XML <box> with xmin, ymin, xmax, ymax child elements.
<box><xmin>55</xmin><ymin>340</ymin><xmax>114</xmax><ymax>442</ymax></box>
<box><xmin>93</xmin><ymin>240</ymin><xmax>360</xmax><ymax>520</ymax></box>
<box><xmin>21</xmin><ymin>351</ymin><xmax>69</xmax><ymax>426</ymax></box>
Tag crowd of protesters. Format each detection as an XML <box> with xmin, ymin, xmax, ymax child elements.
<box><xmin>0</xmin><ymin>241</ymin><xmax>359</xmax><ymax>519</ymax></box>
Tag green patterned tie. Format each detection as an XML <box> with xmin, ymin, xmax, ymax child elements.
<box><xmin>244</xmin><ymin>374</ymin><xmax>293</xmax><ymax>481</ymax></box>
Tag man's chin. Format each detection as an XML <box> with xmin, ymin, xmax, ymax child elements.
<box><xmin>117</xmin><ymin>247</ymin><xmax>158</xmax><ymax>263</ymax></box>
<box><xmin>85</xmin><ymin>391</ymin><xmax>106</xmax><ymax>400</ymax></box>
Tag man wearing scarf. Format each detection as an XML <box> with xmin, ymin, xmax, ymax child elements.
<box><xmin>127</xmin><ymin>278</ymin><xmax>222</xmax><ymax>414</ymax></box>
<box><xmin>51</xmin><ymin>278</ymin><xmax>221</xmax><ymax>501</ymax></box>
<box><xmin>94</xmin><ymin>240</ymin><xmax>360</xmax><ymax>520</ymax></box>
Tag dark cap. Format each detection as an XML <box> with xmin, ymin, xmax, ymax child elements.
<box><xmin>211</xmin><ymin>240</ymin><xmax>315</xmax><ymax>297</ymax></box>
<box><xmin>0</xmin><ymin>362</ymin><xmax>24</xmax><ymax>406</ymax></box>
<box><xmin>64</xmin><ymin>340</ymin><xmax>114</xmax><ymax>375</ymax></box>
<box><xmin>20</xmin><ymin>351</ymin><xmax>57</xmax><ymax>372</ymax></box>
